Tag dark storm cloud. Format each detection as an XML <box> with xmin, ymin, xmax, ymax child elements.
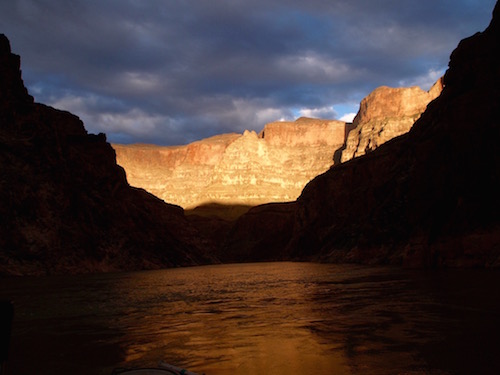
<box><xmin>0</xmin><ymin>0</ymin><xmax>496</xmax><ymax>145</ymax></box>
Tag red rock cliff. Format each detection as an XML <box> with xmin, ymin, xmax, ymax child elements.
<box><xmin>341</xmin><ymin>78</ymin><xmax>443</xmax><ymax>161</ymax></box>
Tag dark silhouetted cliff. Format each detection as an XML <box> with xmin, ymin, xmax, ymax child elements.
<box><xmin>0</xmin><ymin>34</ymin><xmax>216</xmax><ymax>275</ymax></box>
<box><xmin>286</xmin><ymin>2</ymin><xmax>500</xmax><ymax>267</ymax></box>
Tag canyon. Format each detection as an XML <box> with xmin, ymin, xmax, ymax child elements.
<box><xmin>114</xmin><ymin>118</ymin><xmax>348</xmax><ymax>211</ymax></box>
<box><xmin>1</xmin><ymin>1</ymin><xmax>498</xmax><ymax>274</ymax></box>
<box><xmin>113</xmin><ymin>80</ymin><xmax>442</xmax><ymax>213</ymax></box>
<box><xmin>225</xmin><ymin>2</ymin><xmax>500</xmax><ymax>267</ymax></box>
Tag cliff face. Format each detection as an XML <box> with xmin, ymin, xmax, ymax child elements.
<box><xmin>114</xmin><ymin>117</ymin><xmax>347</xmax><ymax>209</ymax></box>
<box><xmin>113</xmin><ymin>133</ymin><xmax>240</xmax><ymax>209</ymax></box>
<box><xmin>341</xmin><ymin>78</ymin><xmax>443</xmax><ymax>162</ymax></box>
<box><xmin>0</xmin><ymin>34</ymin><xmax>216</xmax><ymax>275</ymax></box>
<box><xmin>286</xmin><ymin>2</ymin><xmax>500</xmax><ymax>267</ymax></box>
<box><xmin>114</xmin><ymin>78</ymin><xmax>444</xmax><ymax>213</ymax></box>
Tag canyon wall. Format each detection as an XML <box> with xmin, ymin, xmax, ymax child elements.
<box><xmin>114</xmin><ymin>117</ymin><xmax>347</xmax><ymax>209</ymax></box>
<box><xmin>286</xmin><ymin>2</ymin><xmax>500</xmax><ymax>267</ymax></box>
<box><xmin>114</xmin><ymin>82</ymin><xmax>442</xmax><ymax>213</ymax></box>
<box><xmin>341</xmin><ymin>78</ymin><xmax>443</xmax><ymax>162</ymax></box>
<box><xmin>1</xmin><ymin>0</ymin><xmax>497</xmax><ymax>274</ymax></box>
<box><xmin>218</xmin><ymin>2</ymin><xmax>500</xmax><ymax>268</ymax></box>
<box><xmin>0</xmin><ymin>34</ymin><xmax>216</xmax><ymax>275</ymax></box>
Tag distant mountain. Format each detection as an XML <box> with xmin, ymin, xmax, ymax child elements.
<box><xmin>113</xmin><ymin>118</ymin><xmax>348</xmax><ymax>211</ymax></box>
<box><xmin>113</xmin><ymin>76</ymin><xmax>442</xmax><ymax>215</ymax></box>
<box><xmin>0</xmin><ymin>34</ymin><xmax>217</xmax><ymax>275</ymax></box>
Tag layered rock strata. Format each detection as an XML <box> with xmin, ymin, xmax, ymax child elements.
<box><xmin>0</xmin><ymin>34</ymin><xmax>216</xmax><ymax>275</ymax></box>
<box><xmin>114</xmin><ymin>117</ymin><xmax>347</xmax><ymax>209</ymax></box>
<box><xmin>114</xmin><ymin>79</ymin><xmax>444</xmax><ymax>213</ymax></box>
<box><xmin>341</xmin><ymin>78</ymin><xmax>443</xmax><ymax>162</ymax></box>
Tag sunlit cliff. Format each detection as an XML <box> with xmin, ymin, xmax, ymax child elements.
<box><xmin>113</xmin><ymin>118</ymin><xmax>347</xmax><ymax>210</ymax></box>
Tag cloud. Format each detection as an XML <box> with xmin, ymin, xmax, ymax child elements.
<box><xmin>48</xmin><ymin>94</ymin><xmax>161</xmax><ymax>136</ymax></box>
<box><xmin>276</xmin><ymin>52</ymin><xmax>357</xmax><ymax>84</ymax></box>
<box><xmin>398</xmin><ymin>68</ymin><xmax>446</xmax><ymax>91</ymax></box>
<box><xmin>202</xmin><ymin>97</ymin><xmax>296</xmax><ymax>134</ymax></box>
<box><xmin>0</xmin><ymin>0</ymin><xmax>497</xmax><ymax>145</ymax></box>
<box><xmin>111</xmin><ymin>72</ymin><xmax>164</xmax><ymax>96</ymax></box>
<box><xmin>339</xmin><ymin>113</ymin><xmax>357</xmax><ymax>123</ymax></box>
<box><xmin>297</xmin><ymin>106</ymin><xmax>338</xmax><ymax>120</ymax></box>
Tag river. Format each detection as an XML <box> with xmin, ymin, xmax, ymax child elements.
<box><xmin>1</xmin><ymin>262</ymin><xmax>500</xmax><ymax>375</ymax></box>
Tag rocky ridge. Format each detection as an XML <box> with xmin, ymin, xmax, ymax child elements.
<box><xmin>341</xmin><ymin>78</ymin><xmax>443</xmax><ymax>162</ymax></box>
<box><xmin>114</xmin><ymin>117</ymin><xmax>347</xmax><ymax>209</ymax></box>
<box><xmin>0</xmin><ymin>34</ymin><xmax>216</xmax><ymax>275</ymax></box>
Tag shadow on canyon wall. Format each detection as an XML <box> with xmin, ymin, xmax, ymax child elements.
<box><xmin>185</xmin><ymin>202</ymin><xmax>254</xmax><ymax>221</ymax></box>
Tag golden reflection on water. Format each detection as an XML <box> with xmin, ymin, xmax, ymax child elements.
<box><xmin>107</xmin><ymin>263</ymin><xmax>446</xmax><ymax>375</ymax></box>
<box><xmin>114</xmin><ymin>263</ymin><xmax>353</xmax><ymax>375</ymax></box>
<box><xmin>2</xmin><ymin>262</ymin><xmax>500</xmax><ymax>375</ymax></box>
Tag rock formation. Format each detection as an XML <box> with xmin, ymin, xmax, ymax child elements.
<box><xmin>340</xmin><ymin>78</ymin><xmax>443</xmax><ymax>162</ymax></box>
<box><xmin>114</xmin><ymin>117</ymin><xmax>347</xmax><ymax>209</ymax></box>
<box><xmin>114</xmin><ymin>79</ymin><xmax>445</xmax><ymax>215</ymax></box>
<box><xmin>4</xmin><ymin>0</ymin><xmax>498</xmax><ymax>273</ymax></box>
<box><xmin>285</xmin><ymin>2</ymin><xmax>500</xmax><ymax>267</ymax></box>
<box><xmin>0</xmin><ymin>34</ymin><xmax>216</xmax><ymax>275</ymax></box>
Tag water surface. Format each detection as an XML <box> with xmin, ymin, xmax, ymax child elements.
<box><xmin>1</xmin><ymin>262</ymin><xmax>500</xmax><ymax>374</ymax></box>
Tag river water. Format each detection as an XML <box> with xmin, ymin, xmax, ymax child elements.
<box><xmin>1</xmin><ymin>262</ymin><xmax>500</xmax><ymax>375</ymax></box>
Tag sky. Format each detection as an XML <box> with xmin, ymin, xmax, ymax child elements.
<box><xmin>0</xmin><ymin>0</ymin><xmax>496</xmax><ymax>145</ymax></box>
